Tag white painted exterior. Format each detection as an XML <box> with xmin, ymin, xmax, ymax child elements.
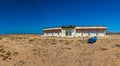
<box><xmin>90</xmin><ymin>30</ymin><xmax>97</xmax><ymax>36</ymax></box>
<box><xmin>53</xmin><ymin>31</ymin><xmax>58</xmax><ymax>36</ymax></box>
<box><xmin>43</xmin><ymin>26</ymin><xmax>107</xmax><ymax>37</ymax></box>
<box><xmin>44</xmin><ymin>32</ymin><xmax>47</xmax><ymax>36</ymax></box>
<box><xmin>83</xmin><ymin>30</ymin><xmax>89</xmax><ymax>36</ymax></box>
<box><xmin>61</xmin><ymin>29</ymin><xmax>66</xmax><ymax>37</ymax></box>
<box><xmin>48</xmin><ymin>32</ymin><xmax>52</xmax><ymax>36</ymax></box>
<box><xmin>43</xmin><ymin>27</ymin><xmax>61</xmax><ymax>30</ymax></box>
<box><xmin>76</xmin><ymin>30</ymin><xmax>82</xmax><ymax>37</ymax></box>
<box><xmin>98</xmin><ymin>30</ymin><xmax>105</xmax><ymax>36</ymax></box>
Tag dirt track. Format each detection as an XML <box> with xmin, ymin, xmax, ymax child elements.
<box><xmin>0</xmin><ymin>35</ymin><xmax>120</xmax><ymax>66</ymax></box>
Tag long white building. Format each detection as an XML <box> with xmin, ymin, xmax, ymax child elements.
<box><xmin>43</xmin><ymin>26</ymin><xmax>107</xmax><ymax>37</ymax></box>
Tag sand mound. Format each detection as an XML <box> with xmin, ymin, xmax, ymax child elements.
<box><xmin>0</xmin><ymin>35</ymin><xmax>120</xmax><ymax>66</ymax></box>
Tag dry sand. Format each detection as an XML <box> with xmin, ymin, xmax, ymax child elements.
<box><xmin>0</xmin><ymin>34</ymin><xmax>120</xmax><ymax>66</ymax></box>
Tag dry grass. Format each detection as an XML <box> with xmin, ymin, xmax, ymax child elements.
<box><xmin>0</xmin><ymin>34</ymin><xmax>119</xmax><ymax>66</ymax></box>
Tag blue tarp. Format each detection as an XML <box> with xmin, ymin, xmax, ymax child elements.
<box><xmin>87</xmin><ymin>36</ymin><xmax>97</xmax><ymax>44</ymax></box>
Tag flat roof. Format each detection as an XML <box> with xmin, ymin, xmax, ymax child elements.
<box><xmin>43</xmin><ymin>25</ymin><xmax>107</xmax><ymax>30</ymax></box>
<box><xmin>43</xmin><ymin>27</ymin><xmax>61</xmax><ymax>30</ymax></box>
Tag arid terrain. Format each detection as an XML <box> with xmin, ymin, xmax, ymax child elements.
<box><xmin>0</xmin><ymin>34</ymin><xmax>120</xmax><ymax>66</ymax></box>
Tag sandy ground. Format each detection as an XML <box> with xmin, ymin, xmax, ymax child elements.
<box><xmin>0</xmin><ymin>34</ymin><xmax>120</xmax><ymax>66</ymax></box>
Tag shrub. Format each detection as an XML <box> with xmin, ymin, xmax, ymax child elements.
<box><xmin>59</xmin><ymin>40</ymin><xmax>63</xmax><ymax>42</ymax></box>
<box><xmin>66</xmin><ymin>47</ymin><xmax>72</xmax><ymax>50</ymax></box>
<box><xmin>0</xmin><ymin>48</ymin><xmax>4</xmax><ymax>51</ymax></box>
<box><xmin>52</xmin><ymin>42</ymin><xmax>56</xmax><ymax>45</ymax></box>
<box><xmin>101</xmin><ymin>48</ymin><xmax>107</xmax><ymax>50</ymax></box>
<box><xmin>14</xmin><ymin>52</ymin><xmax>19</xmax><ymax>55</ymax></box>
<box><xmin>115</xmin><ymin>44</ymin><xmax>120</xmax><ymax>47</ymax></box>
<box><xmin>65</xmin><ymin>41</ymin><xmax>70</xmax><ymax>45</ymax></box>
<box><xmin>0</xmin><ymin>37</ymin><xmax>2</xmax><ymax>40</ymax></box>
<box><xmin>29</xmin><ymin>39</ymin><xmax>34</xmax><ymax>42</ymax></box>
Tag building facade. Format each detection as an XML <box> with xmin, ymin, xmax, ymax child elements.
<box><xmin>43</xmin><ymin>26</ymin><xmax>107</xmax><ymax>37</ymax></box>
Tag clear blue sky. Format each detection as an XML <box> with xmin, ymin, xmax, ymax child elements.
<box><xmin>0</xmin><ymin>0</ymin><xmax>120</xmax><ymax>34</ymax></box>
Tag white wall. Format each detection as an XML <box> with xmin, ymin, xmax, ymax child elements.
<box><xmin>48</xmin><ymin>32</ymin><xmax>52</xmax><ymax>36</ymax></box>
<box><xmin>44</xmin><ymin>27</ymin><xmax>106</xmax><ymax>37</ymax></box>
<box><xmin>53</xmin><ymin>31</ymin><xmax>59</xmax><ymax>36</ymax></box>
<box><xmin>83</xmin><ymin>30</ymin><xmax>89</xmax><ymax>36</ymax></box>
<box><xmin>61</xmin><ymin>29</ymin><xmax>75</xmax><ymax>37</ymax></box>
<box><xmin>71</xmin><ymin>30</ymin><xmax>75</xmax><ymax>37</ymax></box>
<box><xmin>61</xmin><ymin>29</ymin><xmax>66</xmax><ymax>37</ymax></box>
<box><xmin>90</xmin><ymin>30</ymin><xmax>97</xmax><ymax>36</ymax></box>
<box><xmin>98</xmin><ymin>30</ymin><xmax>105</xmax><ymax>36</ymax></box>
<box><xmin>44</xmin><ymin>32</ymin><xmax>47</xmax><ymax>36</ymax></box>
<box><xmin>76</xmin><ymin>30</ymin><xmax>82</xmax><ymax>37</ymax></box>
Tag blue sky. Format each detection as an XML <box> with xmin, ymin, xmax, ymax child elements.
<box><xmin>0</xmin><ymin>0</ymin><xmax>120</xmax><ymax>34</ymax></box>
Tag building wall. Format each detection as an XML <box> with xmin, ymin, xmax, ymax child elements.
<box><xmin>90</xmin><ymin>30</ymin><xmax>97</xmax><ymax>36</ymax></box>
<box><xmin>76</xmin><ymin>30</ymin><xmax>82</xmax><ymax>37</ymax></box>
<box><xmin>98</xmin><ymin>30</ymin><xmax>105</xmax><ymax>36</ymax></box>
<box><xmin>44</xmin><ymin>32</ymin><xmax>47</xmax><ymax>36</ymax></box>
<box><xmin>75</xmin><ymin>29</ymin><xmax>106</xmax><ymax>37</ymax></box>
<box><xmin>72</xmin><ymin>29</ymin><xmax>76</xmax><ymax>37</ymax></box>
<box><xmin>43</xmin><ymin>27</ymin><xmax>107</xmax><ymax>37</ymax></box>
<box><xmin>61</xmin><ymin>29</ymin><xmax>66</xmax><ymax>37</ymax></box>
<box><xmin>53</xmin><ymin>31</ymin><xmax>58</xmax><ymax>36</ymax></box>
<box><xmin>44</xmin><ymin>29</ymin><xmax>61</xmax><ymax>37</ymax></box>
<box><xmin>83</xmin><ymin>30</ymin><xmax>89</xmax><ymax>36</ymax></box>
<box><xmin>61</xmin><ymin>28</ymin><xmax>75</xmax><ymax>37</ymax></box>
<box><xmin>47</xmin><ymin>32</ymin><xmax>52</xmax><ymax>36</ymax></box>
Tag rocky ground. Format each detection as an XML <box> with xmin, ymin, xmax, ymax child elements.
<box><xmin>0</xmin><ymin>34</ymin><xmax>120</xmax><ymax>66</ymax></box>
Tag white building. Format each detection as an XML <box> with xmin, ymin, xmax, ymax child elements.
<box><xmin>43</xmin><ymin>26</ymin><xmax>107</xmax><ymax>37</ymax></box>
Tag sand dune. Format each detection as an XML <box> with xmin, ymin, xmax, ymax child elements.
<box><xmin>0</xmin><ymin>34</ymin><xmax>120</xmax><ymax>66</ymax></box>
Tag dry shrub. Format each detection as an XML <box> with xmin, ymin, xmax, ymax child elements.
<box><xmin>66</xmin><ymin>47</ymin><xmax>72</xmax><ymax>50</ymax></box>
<box><xmin>100</xmin><ymin>48</ymin><xmax>107</xmax><ymax>50</ymax></box>
<box><xmin>29</xmin><ymin>39</ymin><xmax>34</xmax><ymax>42</ymax></box>
<box><xmin>52</xmin><ymin>42</ymin><xmax>56</xmax><ymax>45</ymax></box>
<box><xmin>65</xmin><ymin>41</ymin><xmax>70</xmax><ymax>45</ymax></box>
<box><xmin>0</xmin><ymin>37</ymin><xmax>2</xmax><ymax>40</ymax></box>
<box><xmin>115</xmin><ymin>44</ymin><xmax>120</xmax><ymax>48</ymax></box>
<box><xmin>0</xmin><ymin>47</ymin><xmax>16</xmax><ymax>60</ymax></box>
<box><xmin>0</xmin><ymin>45</ymin><xmax>4</xmax><ymax>48</ymax></box>
<box><xmin>59</xmin><ymin>40</ymin><xmax>63</xmax><ymax>42</ymax></box>
<box><xmin>13</xmin><ymin>52</ymin><xmax>19</xmax><ymax>55</ymax></box>
<box><xmin>116</xmin><ymin>53</ymin><xmax>120</xmax><ymax>59</ymax></box>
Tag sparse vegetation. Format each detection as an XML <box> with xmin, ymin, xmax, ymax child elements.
<box><xmin>100</xmin><ymin>48</ymin><xmax>107</xmax><ymax>50</ymax></box>
<box><xmin>0</xmin><ymin>37</ymin><xmax>2</xmax><ymax>40</ymax></box>
<box><xmin>0</xmin><ymin>49</ymin><xmax>12</xmax><ymax>60</ymax></box>
<box><xmin>0</xmin><ymin>34</ymin><xmax>119</xmax><ymax>66</ymax></box>
<box><xmin>13</xmin><ymin>52</ymin><xmax>19</xmax><ymax>55</ymax></box>
<box><xmin>115</xmin><ymin>44</ymin><xmax>120</xmax><ymax>47</ymax></box>
<box><xmin>59</xmin><ymin>39</ymin><xmax>63</xmax><ymax>42</ymax></box>
<box><xmin>52</xmin><ymin>42</ymin><xmax>56</xmax><ymax>45</ymax></box>
<box><xmin>29</xmin><ymin>39</ymin><xmax>34</xmax><ymax>42</ymax></box>
<box><xmin>116</xmin><ymin>53</ymin><xmax>120</xmax><ymax>59</ymax></box>
<box><xmin>66</xmin><ymin>47</ymin><xmax>72</xmax><ymax>50</ymax></box>
<box><xmin>0</xmin><ymin>45</ymin><xmax>19</xmax><ymax>61</ymax></box>
<box><xmin>65</xmin><ymin>41</ymin><xmax>70</xmax><ymax>45</ymax></box>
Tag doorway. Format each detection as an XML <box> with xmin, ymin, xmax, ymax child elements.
<box><xmin>66</xmin><ymin>30</ymin><xmax>72</xmax><ymax>36</ymax></box>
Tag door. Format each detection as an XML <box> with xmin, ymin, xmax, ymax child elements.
<box><xmin>66</xmin><ymin>30</ymin><xmax>72</xmax><ymax>36</ymax></box>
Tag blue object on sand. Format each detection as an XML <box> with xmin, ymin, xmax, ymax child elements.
<box><xmin>88</xmin><ymin>36</ymin><xmax>97</xmax><ymax>44</ymax></box>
